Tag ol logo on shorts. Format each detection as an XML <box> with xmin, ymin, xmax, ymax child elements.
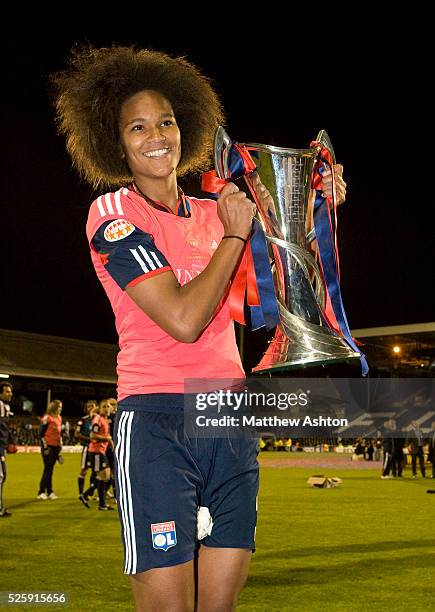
<box><xmin>151</xmin><ymin>520</ymin><xmax>177</xmax><ymax>551</ymax></box>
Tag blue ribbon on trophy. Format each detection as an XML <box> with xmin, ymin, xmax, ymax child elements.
<box><xmin>311</xmin><ymin>152</ymin><xmax>369</xmax><ymax>375</ymax></box>
<box><xmin>202</xmin><ymin>144</ymin><xmax>280</xmax><ymax>331</ymax></box>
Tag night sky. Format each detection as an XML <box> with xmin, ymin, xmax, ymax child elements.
<box><xmin>2</xmin><ymin>23</ymin><xmax>431</xmax><ymax>350</ymax></box>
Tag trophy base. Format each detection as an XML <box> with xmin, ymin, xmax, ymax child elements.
<box><xmin>251</xmin><ymin>354</ymin><xmax>361</xmax><ymax>375</ymax></box>
<box><xmin>251</xmin><ymin>312</ymin><xmax>363</xmax><ymax>375</ymax></box>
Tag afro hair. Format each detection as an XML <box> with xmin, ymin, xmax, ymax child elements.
<box><xmin>51</xmin><ymin>45</ymin><xmax>225</xmax><ymax>189</ymax></box>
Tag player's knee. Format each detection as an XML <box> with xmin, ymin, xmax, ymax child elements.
<box><xmin>98</xmin><ymin>468</ymin><xmax>110</xmax><ymax>481</ymax></box>
<box><xmin>130</xmin><ymin>580</ymin><xmax>193</xmax><ymax>612</ymax></box>
<box><xmin>130</xmin><ymin>563</ymin><xmax>195</xmax><ymax>612</ymax></box>
<box><xmin>135</xmin><ymin>601</ymin><xmax>192</xmax><ymax>612</ymax></box>
<box><xmin>198</xmin><ymin>579</ymin><xmax>246</xmax><ymax>612</ymax></box>
<box><xmin>197</xmin><ymin>596</ymin><xmax>239</xmax><ymax>612</ymax></box>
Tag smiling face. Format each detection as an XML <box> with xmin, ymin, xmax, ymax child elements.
<box><xmin>107</xmin><ymin>398</ymin><xmax>117</xmax><ymax>413</ymax></box>
<box><xmin>99</xmin><ymin>400</ymin><xmax>111</xmax><ymax>418</ymax></box>
<box><xmin>119</xmin><ymin>90</ymin><xmax>181</xmax><ymax>184</ymax></box>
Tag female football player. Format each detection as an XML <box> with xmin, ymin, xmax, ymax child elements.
<box><xmin>38</xmin><ymin>399</ymin><xmax>62</xmax><ymax>500</ymax></box>
<box><xmin>52</xmin><ymin>46</ymin><xmax>345</xmax><ymax>611</ymax></box>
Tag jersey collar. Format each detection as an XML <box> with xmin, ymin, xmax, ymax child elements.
<box><xmin>130</xmin><ymin>184</ymin><xmax>191</xmax><ymax>218</ymax></box>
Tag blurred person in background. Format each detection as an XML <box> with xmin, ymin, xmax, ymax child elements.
<box><xmin>62</xmin><ymin>419</ymin><xmax>71</xmax><ymax>445</ymax></box>
<box><xmin>0</xmin><ymin>382</ymin><xmax>17</xmax><ymax>517</ymax></box>
<box><xmin>37</xmin><ymin>400</ymin><xmax>63</xmax><ymax>500</ymax></box>
<box><xmin>76</xmin><ymin>400</ymin><xmax>99</xmax><ymax>499</ymax></box>
<box><xmin>392</xmin><ymin>435</ymin><xmax>404</xmax><ymax>478</ymax></box>
<box><xmin>365</xmin><ymin>440</ymin><xmax>374</xmax><ymax>461</ymax></box>
<box><xmin>381</xmin><ymin>419</ymin><xmax>396</xmax><ymax>479</ymax></box>
<box><xmin>105</xmin><ymin>398</ymin><xmax>118</xmax><ymax>500</ymax></box>
<box><xmin>428</xmin><ymin>421</ymin><xmax>435</xmax><ymax>479</ymax></box>
<box><xmin>374</xmin><ymin>438</ymin><xmax>382</xmax><ymax>461</ymax></box>
<box><xmin>80</xmin><ymin>399</ymin><xmax>114</xmax><ymax>511</ymax></box>
<box><xmin>407</xmin><ymin>420</ymin><xmax>426</xmax><ymax>478</ymax></box>
<box><xmin>353</xmin><ymin>438</ymin><xmax>365</xmax><ymax>461</ymax></box>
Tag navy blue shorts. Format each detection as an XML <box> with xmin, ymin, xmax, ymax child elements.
<box><xmin>80</xmin><ymin>446</ymin><xmax>89</xmax><ymax>470</ymax></box>
<box><xmin>85</xmin><ymin>452</ymin><xmax>109</xmax><ymax>472</ymax></box>
<box><xmin>106</xmin><ymin>445</ymin><xmax>115</xmax><ymax>470</ymax></box>
<box><xmin>114</xmin><ymin>401</ymin><xmax>259</xmax><ymax>575</ymax></box>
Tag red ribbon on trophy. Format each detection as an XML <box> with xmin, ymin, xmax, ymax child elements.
<box><xmin>202</xmin><ymin>145</ymin><xmax>279</xmax><ymax>329</ymax></box>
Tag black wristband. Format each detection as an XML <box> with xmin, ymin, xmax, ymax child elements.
<box><xmin>222</xmin><ymin>235</ymin><xmax>247</xmax><ymax>245</ymax></box>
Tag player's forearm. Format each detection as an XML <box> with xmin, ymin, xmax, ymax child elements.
<box><xmin>174</xmin><ymin>238</ymin><xmax>245</xmax><ymax>342</ymax></box>
<box><xmin>127</xmin><ymin>236</ymin><xmax>246</xmax><ymax>343</ymax></box>
<box><xmin>91</xmin><ymin>433</ymin><xmax>111</xmax><ymax>442</ymax></box>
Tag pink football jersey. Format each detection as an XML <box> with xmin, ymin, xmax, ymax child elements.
<box><xmin>88</xmin><ymin>414</ymin><xmax>110</xmax><ymax>454</ymax></box>
<box><xmin>41</xmin><ymin>415</ymin><xmax>62</xmax><ymax>446</ymax></box>
<box><xmin>86</xmin><ymin>188</ymin><xmax>244</xmax><ymax>400</ymax></box>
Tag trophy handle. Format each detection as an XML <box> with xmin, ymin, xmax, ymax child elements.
<box><xmin>315</xmin><ymin>129</ymin><xmax>336</xmax><ymax>164</ymax></box>
<box><xmin>214</xmin><ymin>126</ymin><xmax>233</xmax><ymax>180</ymax></box>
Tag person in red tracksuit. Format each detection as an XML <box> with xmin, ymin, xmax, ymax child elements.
<box><xmin>38</xmin><ymin>400</ymin><xmax>62</xmax><ymax>500</ymax></box>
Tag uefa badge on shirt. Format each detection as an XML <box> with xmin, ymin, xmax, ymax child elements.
<box><xmin>151</xmin><ymin>520</ymin><xmax>177</xmax><ymax>551</ymax></box>
<box><xmin>104</xmin><ymin>219</ymin><xmax>135</xmax><ymax>242</ymax></box>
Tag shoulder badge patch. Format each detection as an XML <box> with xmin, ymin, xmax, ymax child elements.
<box><xmin>151</xmin><ymin>521</ymin><xmax>177</xmax><ymax>551</ymax></box>
<box><xmin>104</xmin><ymin>219</ymin><xmax>135</xmax><ymax>242</ymax></box>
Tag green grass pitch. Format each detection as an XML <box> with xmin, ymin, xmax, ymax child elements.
<box><xmin>1</xmin><ymin>453</ymin><xmax>434</xmax><ymax>611</ymax></box>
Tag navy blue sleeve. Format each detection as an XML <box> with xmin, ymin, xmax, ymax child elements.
<box><xmin>92</xmin><ymin>219</ymin><xmax>172</xmax><ymax>290</ymax></box>
<box><xmin>39</xmin><ymin>422</ymin><xmax>48</xmax><ymax>446</ymax></box>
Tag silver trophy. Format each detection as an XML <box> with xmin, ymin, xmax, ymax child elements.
<box><xmin>214</xmin><ymin>127</ymin><xmax>361</xmax><ymax>373</ymax></box>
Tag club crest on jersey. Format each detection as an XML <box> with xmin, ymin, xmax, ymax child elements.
<box><xmin>104</xmin><ymin>219</ymin><xmax>135</xmax><ymax>242</ymax></box>
<box><xmin>151</xmin><ymin>521</ymin><xmax>177</xmax><ymax>551</ymax></box>
<box><xmin>210</xmin><ymin>239</ymin><xmax>218</xmax><ymax>250</ymax></box>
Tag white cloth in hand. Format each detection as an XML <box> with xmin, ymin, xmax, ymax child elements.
<box><xmin>196</xmin><ymin>506</ymin><xmax>213</xmax><ymax>540</ymax></box>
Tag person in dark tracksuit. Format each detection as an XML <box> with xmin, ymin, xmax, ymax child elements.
<box><xmin>381</xmin><ymin>419</ymin><xmax>396</xmax><ymax>479</ymax></box>
<box><xmin>392</xmin><ymin>437</ymin><xmax>404</xmax><ymax>477</ymax></box>
<box><xmin>407</xmin><ymin>421</ymin><xmax>426</xmax><ymax>478</ymax></box>
<box><xmin>0</xmin><ymin>382</ymin><xmax>16</xmax><ymax>517</ymax></box>
<box><xmin>428</xmin><ymin>422</ymin><xmax>435</xmax><ymax>479</ymax></box>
